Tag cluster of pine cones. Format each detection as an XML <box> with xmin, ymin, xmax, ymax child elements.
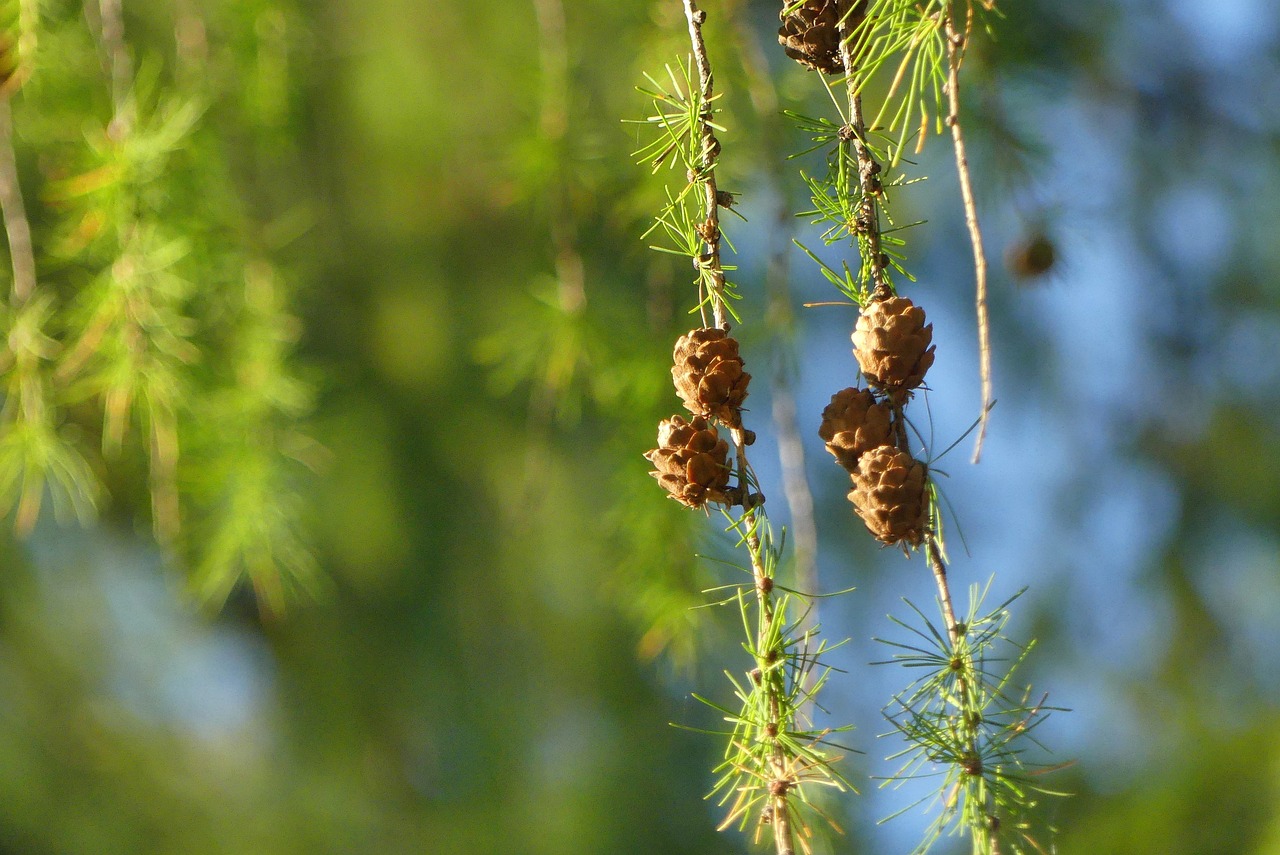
<box><xmin>820</xmin><ymin>297</ymin><xmax>935</xmax><ymax>546</ymax></box>
<box><xmin>773</xmin><ymin>6</ymin><xmax>940</xmax><ymax>546</ymax></box>
<box><xmin>645</xmin><ymin>5</ymin><xmax>939</xmax><ymax>546</ymax></box>
<box><xmin>645</xmin><ymin>328</ymin><xmax>752</xmax><ymax>509</ymax></box>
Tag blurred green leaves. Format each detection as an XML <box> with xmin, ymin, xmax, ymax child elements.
<box><xmin>0</xmin><ymin>1</ymin><xmax>318</xmax><ymax>608</ymax></box>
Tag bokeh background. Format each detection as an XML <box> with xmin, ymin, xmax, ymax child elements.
<box><xmin>2</xmin><ymin>0</ymin><xmax>1280</xmax><ymax>853</ymax></box>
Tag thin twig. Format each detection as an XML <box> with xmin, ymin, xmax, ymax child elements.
<box><xmin>0</xmin><ymin>99</ymin><xmax>35</xmax><ymax>303</ymax></box>
<box><xmin>97</xmin><ymin>0</ymin><xmax>133</xmax><ymax>132</ymax></box>
<box><xmin>924</xmin><ymin>535</ymin><xmax>959</xmax><ymax>645</ymax></box>
<box><xmin>772</xmin><ymin>389</ymin><xmax>819</xmax><ymax>598</ymax></box>
<box><xmin>943</xmin><ymin>6</ymin><xmax>993</xmax><ymax>463</ymax></box>
<box><xmin>689</xmin><ymin>4</ymin><xmax>791</xmax><ymax>843</ymax></box>
<box><xmin>681</xmin><ymin>0</ymin><xmax>728</xmax><ymax>329</ymax></box>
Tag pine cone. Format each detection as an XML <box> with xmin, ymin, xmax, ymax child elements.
<box><xmin>818</xmin><ymin>387</ymin><xmax>893</xmax><ymax>472</ymax></box>
<box><xmin>852</xmin><ymin>296</ymin><xmax>936</xmax><ymax>395</ymax></box>
<box><xmin>645</xmin><ymin>414</ymin><xmax>733</xmax><ymax>509</ymax></box>
<box><xmin>1005</xmin><ymin>232</ymin><xmax>1057</xmax><ymax>279</ymax></box>
<box><xmin>848</xmin><ymin>445</ymin><xmax>927</xmax><ymax>546</ymax></box>
<box><xmin>778</xmin><ymin>0</ymin><xmax>867</xmax><ymax>75</ymax></box>
<box><xmin>672</xmin><ymin>328</ymin><xmax>751</xmax><ymax>428</ymax></box>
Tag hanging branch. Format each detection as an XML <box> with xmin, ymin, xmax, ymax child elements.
<box><xmin>682</xmin><ymin>10</ymin><xmax>792</xmax><ymax>849</ymax></box>
<box><xmin>923</xmin><ymin>533</ymin><xmax>991</xmax><ymax>847</ymax></box>
<box><xmin>785</xmin><ymin>3</ymin><xmax>1063</xmax><ymax>852</ymax></box>
<box><xmin>638</xmin><ymin>7</ymin><xmax>855</xmax><ymax>854</ymax></box>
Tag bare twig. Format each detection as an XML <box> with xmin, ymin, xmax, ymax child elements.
<box><xmin>772</xmin><ymin>389</ymin><xmax>819</xmax><ymax>596</ymax></box>
<box><xmin>943</xmin><ymin>6</ymin><xmax>993</xmax><ymax>462</ymax></box>
<box><xmin>0</xmin><ymin>99</ymin><xmax>35</xmax><ymax>303</ymax></box>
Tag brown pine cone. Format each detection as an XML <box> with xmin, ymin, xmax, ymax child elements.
<box><xmin>645</xmin><ymin>414</ymin><xmax>733</xmax><ymax>509</ymax></box>
<box><xmin>848</xmin><ymin>445</ymin><xmax>928</xmax><ymax>546</ymax></box>
<box><xmin>818</xmin><ymin>387</ymin><xmax>893</xmax><ymax>473</ymax></box>
<box><xmin>852</xmin><ymin>296</ymin><xmax>936</xmax><ymax>395</ymax></box>
<box><xmin>1005</xmin><ymin>231</ymin><xmax>1057</xmax><ymax>279</ymax></box>
<box><xmin>778</xmin><ymin>0</ymin><xmax>867</xmax><ymax>75</ymax></box>
<box><xmin>672</xmin><ymin>328</ymin><xmax>751</xmax><ymax>428</ymax></box>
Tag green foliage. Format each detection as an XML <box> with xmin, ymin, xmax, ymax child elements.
<box><xmin>0</xmin><ymin>2</ymin><xmax>1273</xmax><ymax>854</ymax></box>
<box><xmin>0</xmin><ymin>0</ymin><xmax>315</xmax><ymax>609</ymax></box>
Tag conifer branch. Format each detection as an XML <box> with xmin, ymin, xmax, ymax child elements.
<box><xmin>639</xmin><ymin>9</ymin><xmax>858</xmax><ymax>854</ymax></box>
<box><xmin>923</xmin><ymin>534</ymin><xmax>992</xmax><ymax>849</ymax></box>
<box><xmin>785</xmin><ymin>3</ymin><xmax>1061</xmax><ymax>851</ymax></box>
<box><xmin>681</xmin><ymin>8</ymin><xmax>796</xmax><ymax>847</ymax></box>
